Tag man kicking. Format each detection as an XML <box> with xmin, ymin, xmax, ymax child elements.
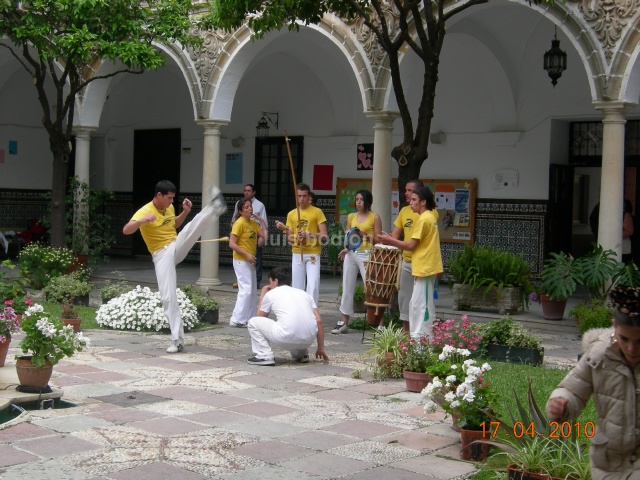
<box><xmin>246</xmin><ymin>266</ymin><xmax>329</xmax><ymax>366</ymax></box>
<box><xmin>123</xmin><ymin>180</ymin><xmax>227</xmax><ymax>353</ymax></box>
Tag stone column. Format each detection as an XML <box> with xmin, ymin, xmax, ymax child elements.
<box><xmin>195</xmin><ymin>120</ymin><xmax>228</xmax><ymax>287</ymax></box>
<box><xmin>72</xmin><ymin>126</ymin><xmax>97</xmax><ymax>185</ymax></box>
<box><xmin>593</xmin><ymin>102</ymin><xmax>631</xmax><ymax>258</ymax></box>
<box><xmin>366</xmin><ymin>111</ymin><xmax>400</xmax><ymax>231</ymax></box>
<box><xmin>71</xmin><ymin>126</ymin><xmax>97</xmax><ymax>255</ymax></box>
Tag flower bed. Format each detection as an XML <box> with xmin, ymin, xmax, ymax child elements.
<box><xmin>96</xmin><ymin>285</ymin><xmax>199</xmax><ymax>332</ymax></box>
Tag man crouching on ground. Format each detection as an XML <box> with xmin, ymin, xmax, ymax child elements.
<box><xmin>246</xmin><ymin>266</ymin><xmax>329</xmax><ymax>366</ymax></box>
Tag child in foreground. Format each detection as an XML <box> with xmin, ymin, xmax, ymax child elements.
<box><xmin>546</xmin><ymin>286</ymin><xmax>640</xmax><ymax>480</ymax></box>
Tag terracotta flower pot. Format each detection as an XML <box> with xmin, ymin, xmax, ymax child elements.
<box><xmin>15</xmin><ymin>356</ymin><xmax>53</xmax><ymax>389</ymax></box>
<box><xmin>459</xmin><ymin>427</ymin><xmax>490</xmax><ymax>461</ymax></box>
<box><xmin>0</xmin><ymin>336</ymin><xmax>11</xmax><ymax>367</ymax></box>
<box><xmin>402</xmin><ymin>370</ymin><xmax>432</xmax><ymax>392</ymax></box>
<box><xmin>539</xmin><ymin>294</ymin><xmax>567</xmax><ymax>320</ymax></box>
<box><xmin>62</xmin><ymin>318</ymin><xmax>82</xmax><ymax>333</ymax></box>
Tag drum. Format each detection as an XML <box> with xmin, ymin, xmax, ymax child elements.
<box><xmin>364</xmin><ymin>244</ymin><xmax>402</xmax><ymax>326</ymax></box>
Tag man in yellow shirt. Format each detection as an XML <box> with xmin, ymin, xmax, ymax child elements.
<box><xmin>123</xmin><ymin>180</ymin><xmax>227</xmax><ymax>353</ymax></box>
<box><xmin>275</xmin><ymin>183</ymin><xmax>327</xmax><ymax>304</ymax></box>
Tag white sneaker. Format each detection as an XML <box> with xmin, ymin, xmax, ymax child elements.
<box><xmin>229</xmin><ymin>321</ymin><xmax>247</xmax><ymax>328</ymax></box>
<box><xmin>331</xmin><ymin>322</ymin><xmax>348</xmax><ymax>334</ymax></box>
<box><xmin>166</xmin><ymin>340</ymin><xmax>183</xmax><ymax>353</ymax></box>
<box><xmin>207</xmin><ymin>186</ymin><xmax>227</xmax><ymax>216</ymax></box>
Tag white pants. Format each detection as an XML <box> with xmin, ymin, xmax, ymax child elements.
<box><xmin>409</xmin><ymin>275</ymin><xmax>437</xmax><ymax>339</ymax></box>
<box><xmin>339</xmin><ymin>250</ymin><xmax>369</xmax><ymax>316</ymax></box>
<box><xmin>398</xmin><ymin>259</ymin><xmax>413</xmax><ymax>321</ymax></box>
<box><xmin>152</xmin><ymin>202</ymin><xmax>219</xmax><ymax>341</ymax></box>
<box><xmin>230</xmin><ymin>259</ymin><xmax>257</xmax><ymax>325</ymax></box>
<box><xmin>291</xmin><ymin>253</ymin><xmax>321</xmax><ymax>304</ymax></box>
<box><xmin>247</xmin><ymin>316</ymin><xmax>316</xmax><ymax>361</ymax></box>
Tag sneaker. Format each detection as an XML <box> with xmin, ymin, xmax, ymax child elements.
<box><xmin>207</xmin><ymin>186</ymin><xmax>228</xmax><ymax>216</ymax></box>
<box><xmin>166</xmin><ymin>340</ymin><xmax>184</xmax><ymax>353</ymax></box>
<box><xmin>247</xmin><ymin>356</ymin><xmax>275</xmax><ymax>366</ymax></box>
<box><xmin>331</xmin><ymin>322</ymin><xmax>348</xmax><ymax>334</ymax></box>
<box><xmin>295</xmin><ymin>355</ymin><xmax>310</xmax><ymax>364</ymax></box>
<box><xmin>229</xmin><ymin>321</ymin><xmax>247</xmax><ymax>328</ymax></box>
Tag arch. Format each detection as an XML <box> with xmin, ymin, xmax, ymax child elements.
<box><xmin>201</xmin><ymin>19</ymin><xmax>375</xmax><ymax>120</ymax></box>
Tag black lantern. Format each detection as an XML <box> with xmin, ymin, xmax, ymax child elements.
<box><xmin>256</xmin><ymin>112</ymin><xmax>279</xmax><ymax>138</ymax></box>
<box><xmin>543</xmin><ymin>27</ymin><xmax>567</xmax><ymax>87</ymax></box>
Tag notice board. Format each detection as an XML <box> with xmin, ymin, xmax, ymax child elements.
<box><xmin>335</xmin><ymin>177</ymin><xmax>477</xmax><ymax>244</ymax></box>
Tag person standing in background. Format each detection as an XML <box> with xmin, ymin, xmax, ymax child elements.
<box><xmin>275</xmin><ymin>183</ymin><xmax>327</xmax><ymax>304</ymax></box>
<box><xmin>232</xmin><ymin>184</ymin><xmax>268</xmax><ymax>287</ymax></box>
<box><xmin>389</xmin><ymin>179</ymin><xmax>423</xmax><ymax>334</ymax></box>
<box><xmin>229</xmin><ymin>198</ymin><xmax>268</xmax><ymax>327</ymax></box>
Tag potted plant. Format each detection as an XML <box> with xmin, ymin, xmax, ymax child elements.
<box><xmin>42</xmin><ymin>270</ymin><xmax>93</xmax><ymax>305</ymax></box>
<box><xmin>478</xmin><ymin>316</ymin><xmax>544</xmax><ymax>365</ymax></box>
<box><xmin>400</xmin><ymin>335</ymin><xmax>437</xmax><ymax>391</ymax></box>
<box><xmin>569</xmin><ymin>300</ymin><xmax>613</xmax><ymax>334</ymax></box>
<box><xmin>4</xmin><ymin>294</ymin><xmax>34</xmax><ymax>325</ymax></box>
<box><xmin>96</xmin><ymin>285</ymin><xmax>199</xmax><ymax>332</ymax></box>
<box><xmin>0</xmin><ymin>259</ymin><xmax>29</xmax><ymax>303</ymax></box>
<box><xmin>99</xmin><ymin>272</ymin><xmax>133</xmax><ymax>304</ymax></box>
<box><xmin>431</xmin><ymin>315</ymin><xmax>483</xmax><ymax>352</ymax></box>
<box><xmin>0</xmin><ymin>304</ymin><xmax>20</xmax><ymax>367</ymax></box>
<box><xmin>422</xmin><ymin>348</ymin><xmax>496</xmax><ymax>461</ymax></box>
<box><xmin>16</xmin><ymin>303</ymin><xmax>89</xmax><ymax>389</ymax></box>
<box><xmin>447</xmin><ymin>244</ymin><xmax>534</xmax><ymax>314</ymax></box>
<box><xmin>479</xmin><ymin>382</ymin><xmax>592</xmax><ymax>480</ymax></box>
<box><xmin>540</xmin><ymin>245</ymin><xmax>640</xmax><ymax>319</ymax></box>
<box><xmin>363</xmin><ymin>324</ymin><xmax>408</xmax><ymax>380</ymax></box>
<box><xmin>60</xmin><ymin>297</ymin><xmax>82</xmax><ymax>332</ymax></box>
<box><xmin>18</xmin><ymin>243</ymin><xmax>76</xmax><ymax>289</ymax></box>
<box><xmin>180</xmin><ymin>285</ymin><xmax>220</xmax><ymax>324</ymax></box>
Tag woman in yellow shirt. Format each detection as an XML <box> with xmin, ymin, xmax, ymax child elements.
<box><xmin>229</xmin><ymin>199</ymin><xmax>267</xmax><ymax>327</ymax></box>
<box><xmin>379</xmin><ymin>186</ymin><xmax>442</xmax><ymax>339</ymax></box>
<box><xmin>331</xmin><ymin>190</ymin><xmax>382</xmax><ymax>334</ymax></box>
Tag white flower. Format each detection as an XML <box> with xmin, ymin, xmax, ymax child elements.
<box><xmin>450</xmin><ymin>400</ymin><xmax>460</xmax><ymax>408</ymax></box>
<box><xmin>445</xmin><ymin>374</ymin><xmax>457</xmax><ymax>384</ymax></box>
<box><xmin>444</xmin><ymin>391</ymin><xmax>456</xmax><ymax>402</ymax></box>
<box><xmin>451</xmin><ymin>364</ymin><xmax>457</xmax><ymax>370</ymax></box>
<box><xmin>423</xmin><ymin>400</ymin><xmax>438</xmax><ymax>414</ymax></box>
<box><xmin>458</xmin><ymin>348</ymin><xmax>471</xmax><ymax>357</ymax></box>
<box><xmin>481</xmin><ymin>363</ymin><xmax>492</xmax><ymax>371</ymax></box>
<box><xmin>462</xmin><ymin>391</ymin><xmax>476</xmax><ymax>403</ymax></box>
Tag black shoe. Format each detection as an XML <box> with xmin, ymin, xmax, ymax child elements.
<box><xmin>247</xmin><ymin>356</ymin><xmax>275</xmax><ymax>366</ymax></box>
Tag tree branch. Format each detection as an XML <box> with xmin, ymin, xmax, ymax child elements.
<box><xmin>0</xmin><ymin>43</ymin><xmax>34</xmax><ymax>76</ymax></box>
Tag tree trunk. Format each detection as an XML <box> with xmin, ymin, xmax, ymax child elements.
<box><xmin>50</xmin><ymin>148</ymin><xmax>69</xmax><ymax>247</ymax></box>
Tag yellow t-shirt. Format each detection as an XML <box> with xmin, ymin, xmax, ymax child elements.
<box><xmin>286</xmin><ymin>206</ymin><xmax>327</xmax><ymax>255</ymax></box>
<box><xmin>347</xmin><ymin>211</ymin><xmax>376</xmax><ymax>251</ymax></box>
<box><xmin>131</xmin><ymin>202</ymin><xmax>177</xmax><ymax>254</ymax></box>
<box><xmin>231</xmin><ymin>217</ymin><xmax>259</xmax><ymax>260</ymax></box>
<box><xmin>410</xmin><ymin>210</ymin><xmax>443</xmax><ymax>277</ymax></box>
<box><xmin>394</xmin><ymin>206</ymin><xmax>419</xmax><ymax>262</ymax></box>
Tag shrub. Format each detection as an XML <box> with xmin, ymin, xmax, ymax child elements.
<box><xmin>18</xmin><ymin>243</ymin><xmax>75</xmax><ymax>289</ymax></box>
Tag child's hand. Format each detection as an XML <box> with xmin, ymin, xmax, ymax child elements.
<box><xmin>546</xmin><ymin>397</ymin><xmax>568</xmax><ymax>421</ymax></box>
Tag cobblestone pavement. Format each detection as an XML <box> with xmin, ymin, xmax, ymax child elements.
<box><xmin>0</xmin><ymin>260</ymin><xmax>583</xmax><ymax>479</ymax></box>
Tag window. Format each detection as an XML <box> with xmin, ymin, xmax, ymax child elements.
<box><xmin>254</xmin><ymin>136</ymin><xmax>304</xmax><ymax>216</ymax></box>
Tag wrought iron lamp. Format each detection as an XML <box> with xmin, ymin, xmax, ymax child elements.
<box><xmin>256</xmin><ymin>112</ymin><xmax>279</xmax><ymax>138</ymax></box>
<box><xmin>543</xmin><ymin>27</ymin><xmax>567</xmax><ymax>87</ymax></box>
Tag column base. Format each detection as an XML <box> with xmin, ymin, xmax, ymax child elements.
<box><xmin>196</xmin><ymin>277</ymin><xmax>222</xmax><ymax>287</ymax></box>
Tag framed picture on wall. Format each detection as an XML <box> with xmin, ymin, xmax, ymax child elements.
<box><xmin>356</xmin><ymin>143</ymin><xmax>373</xmax><ymax>170</ymax></box>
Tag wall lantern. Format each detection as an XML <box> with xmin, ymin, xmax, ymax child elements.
<box><xmin>543</xmin><ymin>27</ymin><xmax>567</xmax><ymax>87</ymax></box>
<box><xmin>256</xmin><ymin>112</ymin><xmax>279</xmax><ymax>138</ymax></box>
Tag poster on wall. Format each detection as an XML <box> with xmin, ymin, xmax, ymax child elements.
<box><xmin>313</xmin><ymin>165</ymin><xmax>333</xmax><ymax>191</ymax></box>
<box><xmin>8</xmin><ymin>141</ymin><xmax>17</xmax><ymax>155</ymax></box>
<box><xmin>225</xmin><ymin>153</ymin><xmax>243</xmax><ymax>184</ymax></box>
<box><xmin>356</xmin><ymin>143</ymin><xmax>373</xmax><ymax>170</ymax></box>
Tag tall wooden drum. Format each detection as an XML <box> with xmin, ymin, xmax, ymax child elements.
<box><xmin>364</xmin><ymin>244</ymin><xmax>402</xmax><ymax>326</ymax></box>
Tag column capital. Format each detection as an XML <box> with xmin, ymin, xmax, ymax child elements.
<box><xmin>72</xmin><ymin>126</ymin><xmax>98</xmax><ymax>137</ymax></box>
<box><xmin>196</xmin><ymin>119</ymin><xmax>229</xmax><ymax>133</ymax></box>
<box><xmin>366</xmin><ymin>110</ymin><xmax>400</xmax><ymax>129</ymax></box>
<box><xmin>593</xmin><ymin>101</ymin><xmax>635</xmax><ymax>118</ymax></box>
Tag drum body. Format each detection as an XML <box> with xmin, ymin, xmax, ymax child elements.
<box><xmin>364</xmin><ymin>245</ymin><xmax>402</xmax><ymax>325</ymax></box>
